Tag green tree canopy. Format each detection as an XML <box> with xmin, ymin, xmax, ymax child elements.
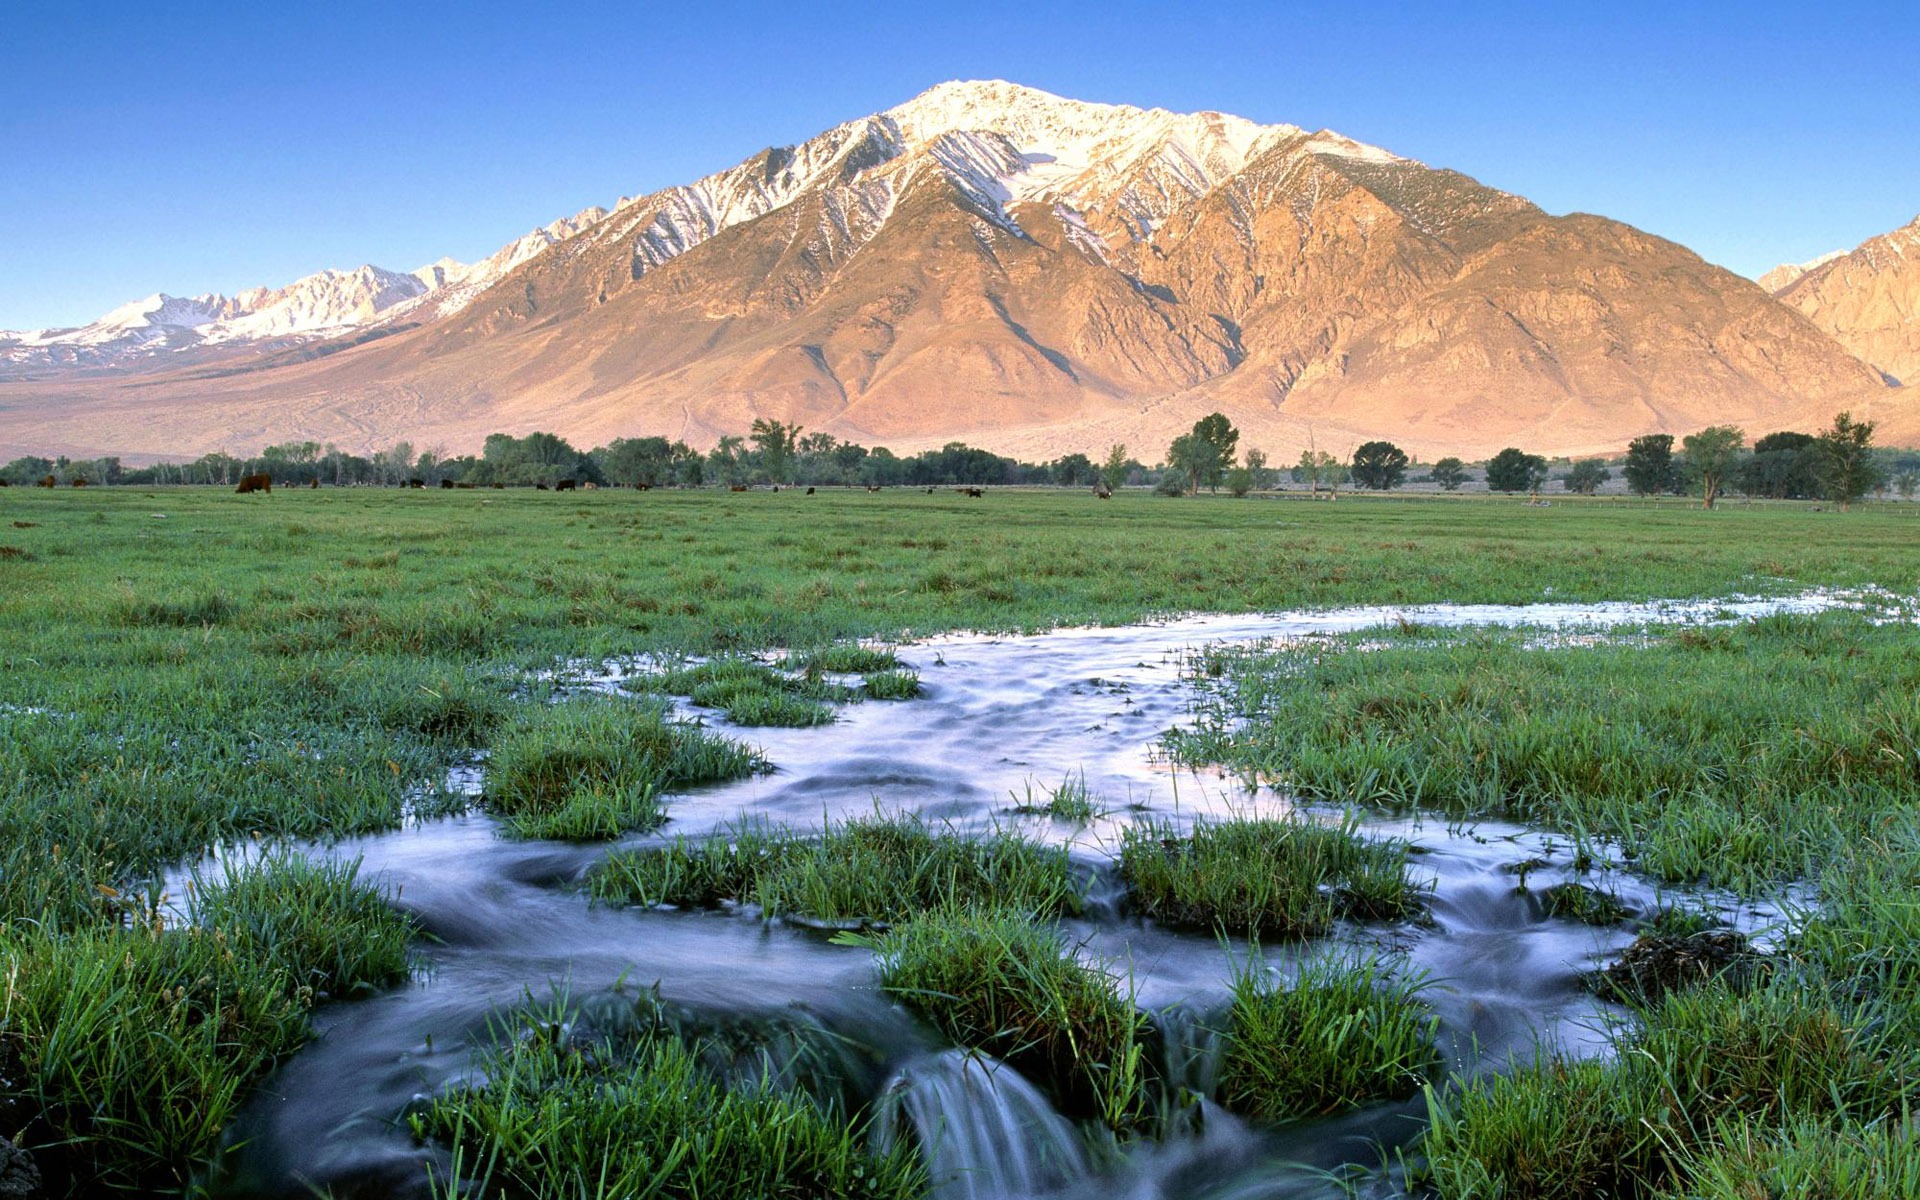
<box><xmin>1485</xmin><ymin>448</ymin><xmax>1549</xmax><ymax>493</ymax></box>
<box><xmin>1168</xmin><ymin>413</ymin><xmax>1240</xmax><ymax>493</ymax></box>
<box><xmin>1563</xmin><ymin>459</ymin><xmax>1611</xmax><ymax>495</ymax></box>
<box><xmin>1681</xmin><ymin>425</ymin><xmax>1745</xmax><ymax>509</ymax></box>
<box><xmin>1349</xmin><ymin>441</ymin><xmax>1409</xmax><ymax>490</ymax></box>
<box><xmin>1429</xmin><ymin>457</ymin><xmax>1467</xmax><ymax>491</ymax></box>
<box><xmin>1624</xmin><ymin>434</ymin><xmax>1677</xmax><ymax>497</ymax></box>
<box><xmin>1816</xmin><ymin>411</ymin><xmax>1881</xmax><ymax>511</ymax></box>
<box><xmin>749</xmin><ymin>419</ymin><xmax>803</xmax><ymax>484</ymax></box>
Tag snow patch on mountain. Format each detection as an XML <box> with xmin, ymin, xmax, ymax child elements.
<box><xmin>1759</xmin><ymin>250</ymin><xmax>1846</xmax><ymax>294</ymax></box>
<box><xmin>2</xmin><ymin>79</ymin><xmax>1407</xmax><ymax>374</ymax></box>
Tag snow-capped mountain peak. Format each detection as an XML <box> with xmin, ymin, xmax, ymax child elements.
<box><xmin>1</xmin><ymin>80</ymin><xmax>1405</xmax><ymax>374</ymax></box>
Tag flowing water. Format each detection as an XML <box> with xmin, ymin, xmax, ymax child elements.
<box><xmin>201</xmin><ymin>593</ymin><xmax>1859</xmax><ymax>1199</ymax></box>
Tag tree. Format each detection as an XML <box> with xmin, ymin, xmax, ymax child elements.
<box><xmin>1167</xmin><ymin>413</ymin><xmax>1239</xmax><ymax>493</ymax></box>
<box><xmin>1049</xmin><ymin>452</ymin><xmax>1096</xmax><ymax>487</ymax></box>
<box><xmin>1563</xmin><ymin>459</ymin><xmax>1611</xmax><ymax>495</ymax></box>
<box><xmin>749</xmin><ymin>419</ymin><xmax>802</xmax><ymax>484</ymax></box>
<box><xmin>1739</xmin><ymin>431</ymin><xmax>1820</xmax><ymax>500</ymax></box>
<box><xmin>1225</xmin><ymin>466</ymin><xmax>1254</xmax><ymax>497</ymax></box>
<box><xmin>1101</xmin><ymin>444</ymin><xmax>1130</xmax><ymax>491</ymax></box>
<box><xmin>1897</xmin><ymin>471</ymin><xmax>1918</xmax><ymax>501</ymax></box>
<box><xmin>1485</xmin><ymin>448</ymin><xmax>1548</xmax><ymax>494</ymax></box>
<box><xmin>1429</xmin><ymin>457</ymin><xmax>1467</xmax><ymax>491</ymax></box>
<box><xmin>1815</xmin><ymin>411</ymin><xmax>1881</xmax><ymax>511</ymax></box>
<box><xmin>1624</xmin><ymin>434</ymin><xmax>1676</xmax><ymax>497</ymax></box>
<box><xmin>1244</xmin><ymin>449</ymin><xmax>1270</xmax><ymax>490</ymax></box>
<box><xmin>1349</xmin><ymin>440</ymin><xmax>1409</xmax><ymax>490</ymax></box>
<box><xmin>1681</xmin><ymin>425</ymin><xmax>1745</xmax><ymax>509</ymax></box>
<box><xmin>708</xmin><ymin>436</ymin><xmax>748</xmax><ymax>486</ymax></box>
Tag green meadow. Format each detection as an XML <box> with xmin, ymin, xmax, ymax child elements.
<box><xmin>1</xmin><ymin>483</ymin><xmax>1917</xmax><ymax>1196</ymax></box>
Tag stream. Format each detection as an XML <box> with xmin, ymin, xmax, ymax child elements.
<box><xmin>201</xmin><ymin>592</ymin><xmax>1857</xmax><ymax>1199</ymax></box>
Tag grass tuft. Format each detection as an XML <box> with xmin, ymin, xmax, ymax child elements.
<box><xmin>484</xmin><ymin>696</ymin><xmax>762</xmax><ymax>839</ymax></box>
<box><xmin>1218</xmin><ymin>953</ymin><xmax>1439</xmax><ymax>1123</ymax></box>
<box><xmin>1119</xmin><ymin>815</ymin><xmax>1421</xmax><ymax>938</ymax></box>
<box><xmin>415</xmin><ymin>997</ymin><xmax>923</xmax><ymax>1200</ymax></box>
<box><xmin>869</xmin><ymin>907</ymin><xmax>1148</xmax><ymax>1129</ymax></box>
<box><xmin>592</xmin><ymin>812</ymin><xmax>1080</xmax><ymax>924</ymax></box>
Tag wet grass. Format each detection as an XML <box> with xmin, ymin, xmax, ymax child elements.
<box><xmin>1218</xmin><ymin>954</ymin><xmax>1439</xmax><ymax>1123</ymax></box>
<box><xmin>1118</xmin><ymin>815</ymin><xmax>1422</xmax><ymax>938</ymax></box>
<box><xmin>416</xmin><ymin>994</ymin><xmax>924</xmax><ymax>1200</ymax></box>
<box><xmin>1171</xmin><ymin>610</ymin><xmax>1920</xmax><ymax>892</ymax></box>
<box><xmin>1541</xmin><ymin>881</ymin><xmax>1630</xmax><ymax>926</ymax></box>
<box><xmin>1010</xmin><ymin>770</ymin><xmax>1098</xmax><ymax>822</ymax></box>
<box><xmin>0</xmin><ymin>851</ymin><xmax>411</xmax><ymax>1193</ymax></box>
<box><xmin>2</xmin><ymin>486</ymin><xmax>1917</xmax><ymax>1191</ymax></box>
<box><xmin>636</xmin><ymin>656</ymin><xmax>852</xmax><ymax>726</ymax></box>
<box><xmin>868</xmin><ymin>907</ymin><xmax>1149</xmax><ymax>1131</ymax></box>
<box><xmin>801</xmin><ymin>643</ymin><xmax>902</xmax><ymax>674</ymax></box>
<box><xmin>1420</xmin><ymin>976</ymin><xmax>1918</xmax><ymax>1199</ymax></box>
<box><xmin>591</xmin><ymin>812</ymin><xmax>1081</xmax><ymax>924</ymax></box>
<box><xmin>483</xmin><ymin>696</ymin><xmax>763</xmax><ymax>839</ymax></box>
<box><xmin>862</xmin><ymin>668</ymin><xmax>923</xmax><ymax>700</ymax></box>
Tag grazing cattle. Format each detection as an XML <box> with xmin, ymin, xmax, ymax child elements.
<box><xmin>583</xmin><ymin>482</ymin><xmax>598</xmax><ymax>491</ymax></box>
<box><xmin>456</xmin><ymin>481</ymin><xmax>475</xmax><ymax>489</ymax></box>
<box><xmin>38</xmin><ymin>475</ymin><xmax>55</xmax><ymax>488</ymax></box>
<box><xmin>235</xmin><ymin>473</ymin><xmax>272</xmax><ymax>495</ymax></box>
<box><xmin>635</xmin><ymin>483</ymin><xmax>652</xmax><ymax>491</ymax></box>
<box><xmin>960</xmin><ymin>486</ymin><xmax>985</xmax><ymax>498</ymax></box>
<box><xmin>556</xmin><ymin>479</ymin><xmax>577</xmax><ymax>492</ymax></box>
<box><xmin>309</xmin><ymin>478</ymin><xmax>319</xmax><ymax>489</ymax></box>
<box><xmin>866</xmin><ymin>485</ymin><xmax>882</xmax><ymax>493</ymax></box>
<box><xmin>806</xmin><ymin>486</ymin><xmax>815</xmax><ymax>495</ymax></box>
<box><xmin>535</xmin><ymin>482</ymin><xmax>550</xmax><ymax>491</ymax></box>
<box><xmin>0</xmin><ymin>479</ymin><xmax>9</xmax><ymax>487</ymax></box>
<box><xmin>927</xmin><ymin>487</ymin><xmax>936</xmax><ymax>494</ymax></box>
<box><xmin>730</xmin><ymin>484</ymin><xmax>749</xmax><ymax>493</ymax></box>
<box><xmin>491</xmin><ymin>482</ymin><xmax>505</xmax><ymax>489</ymax></box>
<box><xmin>1093</xmin><ymin>483</ymin><xmax>1112</xmax><ymax>499</ymax></box>
<box><xmin>71</xmin><ymin>478</ymin><xmax>88</xmax><ymax>487</ymax></box>
<box><xmin>406</xmin><ymin>478</ymin><xmax>425</xmax><ymax>489</ymax></box>
<box><xmin>439</xmin><ymin>479</ymin><xmax>454</xmax><ymax>489</ymax></box>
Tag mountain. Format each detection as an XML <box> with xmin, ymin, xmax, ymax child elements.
<box><xmin>0</xmin><ymin>80</ymin><xmax>1896</xmax><ymax>462</ymax></box>
<box><xmin>1764</xmin><ymin>215</ymin><xmax>1920</xmax><ymax>387</ymax></box>
<box><xmin>1757</xmin><ymin>251</ymin><xmax>1846</xmax><ymax>295</ymax></box>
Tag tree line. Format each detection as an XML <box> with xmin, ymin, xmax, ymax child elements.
<box><xmin>6</xmin><ymin>411</ymin><xmax>1912</xmax><ymax>506</ymax></box>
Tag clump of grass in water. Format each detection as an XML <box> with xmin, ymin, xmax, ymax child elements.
<box><xmin>865</xmin><ymin>907</ymin><xmax>1149</xmax><ymax>1130</ymax></box>
<box><xmin>1418</xmin><ymin>978</ymin><xmax>1916</xmax><ymax>1199</ymax></box>
<box><xmin>802</xmin><ymin>643</ymin><xmax>902</xmax><ymax>674</ymax></box>
<box><xmin>484</xmin><ymin>696</ymin><xmax>763</xmax><ymax>839</ymax></box>
<box><xmin>1168</xmin><ymin>612</ymin><xmax>1920</xmax><ymax>893</ymax></box>
<box><xmin>0</xmin><ymin>850</ymin><xmax>412</xmax><ymax>1191</ymax></box>
<box><xmin>1218</xmin><ymin>953</ymin><xmax>1439</xmax><ymax>1123</ymax></box>
<box><xmin>190</xmin><ymin>849</ymin><xmax>414</xmax><ymax>999</ymax></box>
<box><xmin>1010</xmin><ymin>771</ymin><xmax>1097</xmax><ymax>822</ymax></box>
<box><xmin>1119</xmin><ymin>815</ymin><xmax>1421</xmax><ymax>938</ymax></box>
<box><xmin>1541</xmin><ymin>881</ymin><xmax>1630</xmax><ymax>926</ymax></box>
<box><xmin>863</xmin><ymin>668</ymin><xmax>922</xmax><ymax>700</ymax></box>
<box><xmin>633</xmin><ymin>656</ymin><xmax>849</xmax><ymax>727</ymax></box>
<box><xmin>592</xmin><ymin>811</ymin><xmax>1080</xmax><ymax>924</ymax></box>
<box><xmin>415</xmin><ymin>998</ymin><xmax>923</xmax><ymax>1200</ymax></box>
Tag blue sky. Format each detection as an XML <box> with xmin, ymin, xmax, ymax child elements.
<box><xmin>3</xmin><ymin>0</ymin><xmax>1916</xmax><ymax>331</ymax></box>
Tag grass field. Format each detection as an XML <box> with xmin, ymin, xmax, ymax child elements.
<box><xmin>2</xmin><ymin>484</ymin><xmax>1917</xmax><ymax>1195</ymax></box>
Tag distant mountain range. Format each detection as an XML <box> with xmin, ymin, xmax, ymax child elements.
<box><xmin>1</xmin><ymin>80</ymin><xmax>1912</xmax><ymax>461</ymax></box>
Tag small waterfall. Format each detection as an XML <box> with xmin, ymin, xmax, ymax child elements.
<box><xmin>877</xmin><ymin>1049</ymin><xmax>1089</xmax><ymax>1200</ymax></box>
<box><xmin>1153</xmin><ymin>1003</ymin><xmax>1226</xmax><ymax>1101</ymax></box>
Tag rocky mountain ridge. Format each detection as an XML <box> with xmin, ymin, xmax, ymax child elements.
<box><xmin>0</xmin><ymin>80</ymin><xmax>1905</xmax><ymax>460</ymax></box>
